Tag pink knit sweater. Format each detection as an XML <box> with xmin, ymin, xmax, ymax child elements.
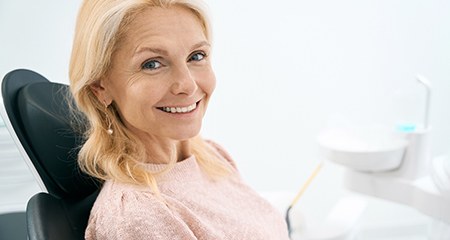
<box><xmin>85</xmin><ymin>143</ymin><xmax>289</xmax><ymax>239</ymax></box>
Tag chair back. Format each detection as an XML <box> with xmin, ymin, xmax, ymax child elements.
<box><xmin>2</xmin><ymin>69</ymin><xmax>100</xmax><ymax>240</ymax></box>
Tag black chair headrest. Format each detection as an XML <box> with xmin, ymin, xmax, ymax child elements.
<box><xmin>2</xmin><ymin>69</ymin><xmax>99</xmax><ymax>199</ymax></box>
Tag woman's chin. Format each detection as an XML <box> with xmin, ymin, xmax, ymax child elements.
<box><xmin>167</xmin><ymin>126</ymin><xmax>202</xmax><ymax>141</ymax></box>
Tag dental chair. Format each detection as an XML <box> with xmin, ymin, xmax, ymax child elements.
<box><xmin>1</xmin><ymin>69</ymin><xmax>100</xmax><ymax>240</ymax></box>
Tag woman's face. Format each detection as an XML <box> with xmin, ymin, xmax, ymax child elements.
<box><xmin>92</xmin><ymin>5</ymin><xmax>215</xmax><ymax>143</ymax></box>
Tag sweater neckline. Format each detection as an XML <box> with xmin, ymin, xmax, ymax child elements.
<box><xmin>139</xmin><ymin>155</ymin><xmax>202</xmax><ymax>183</ymax></box>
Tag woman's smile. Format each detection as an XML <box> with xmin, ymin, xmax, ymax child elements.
<box><xmin>157</xmin><ymin>100</ymin><xmax>200</xmax><ymax>114</ymax></box>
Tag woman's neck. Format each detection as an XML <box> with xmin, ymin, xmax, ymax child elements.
<box><xmin>142</xmin><ymin>138</ymin><xmax>192</xmax><ymax>164</ymax></box>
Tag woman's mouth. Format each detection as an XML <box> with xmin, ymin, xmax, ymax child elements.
<box><xmin>157</xmin><ymin>101</ymin><xmax>199</xmax><ymax>114</ymax></box>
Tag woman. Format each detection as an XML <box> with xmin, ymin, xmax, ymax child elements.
<box><xmin>69</xmin><ymin>0</ymin><xmax>289</xmax><ymax>239</ymax></box>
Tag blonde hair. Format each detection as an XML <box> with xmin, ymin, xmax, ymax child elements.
<box><xmin>69</xmin><ymin>0</ymin><xmax>231</xmax><ymax>193</ymax></box>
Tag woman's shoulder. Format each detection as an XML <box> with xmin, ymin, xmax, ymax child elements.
<box><xmin>89</xmin><ymin>180</ymin><xmax>163</xmax><ymax>220</ymax></box>
<box><xmin>86</xmin><ymin>180</ymin><xmax>183</xmax><ymax>239</ymax></box>
<box><xmin>205</xmin><ymin>139</ymin><xmax>238</xmax><ymax>170</ymax></box>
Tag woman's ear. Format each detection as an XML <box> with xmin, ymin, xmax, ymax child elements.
<box><xmin>90</xmin><ymin>79</ymin><xmax>113</xmax><ymax>105</ymax></box>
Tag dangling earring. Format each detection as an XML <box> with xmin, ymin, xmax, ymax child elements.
<box><xmin>103</xmin><ymin>101</ymin><xmax>113</xmax><ymax>135</ymax></box>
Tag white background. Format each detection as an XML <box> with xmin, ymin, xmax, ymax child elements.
<box><xmin>1</xmin><ymin>0</ymin><xmax>450</xmax><ymax>237</ymax></box>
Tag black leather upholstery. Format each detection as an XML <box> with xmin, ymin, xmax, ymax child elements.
<box><xmin>2</xmin><ymin>69</ymin><xmax>100</xmax><ymax>240</ymax></box>
<box><xmin>26</xmin><ymin>192</ymin><xmax>98</xmax><ymax>240</ymax></box>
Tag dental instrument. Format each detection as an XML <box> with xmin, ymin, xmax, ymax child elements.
<box><xmin>286</xmin><ymin>161</ymin><xmax>323</xmax><ymax>237</ymax></box>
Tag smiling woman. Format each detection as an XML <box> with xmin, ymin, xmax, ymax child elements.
<box><xmin>89</xmin><ymin>6</ymin><xmax>216</xmax><ymax>154</ymax></box>
<box><xmin>69</xmin><ymin>0</ymin><xmax>289</xmax><ymax>239</ymax></box>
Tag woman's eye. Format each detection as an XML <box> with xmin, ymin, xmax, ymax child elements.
<box><xmin>189</xmin><ymin>52</ymin><xmax>206</xmax><ymax>62</ymax></box>
<box><xmin>142</xmin><ymin>60</ymin><xmax>162</xmax><ymax>70</ymax></box>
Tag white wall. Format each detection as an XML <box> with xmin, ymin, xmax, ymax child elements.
<box><xmin>1</xmin><ymin>0</ymin><xmax>449</xmax><ymax>196</ymax></box>
<box><xmin>206</xmin><ymin>0</ymin><xmax>450</xmax><ymax>192</ymax></box>
<box><xmin>0</xmin><ymin>1</ymin><xmax>80</xmax><ymax>84</ymax></box>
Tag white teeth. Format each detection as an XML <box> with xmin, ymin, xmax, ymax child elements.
<box><xmin>160</xmin><ymin>103</ymin><xmax>197</xmax><ymax>113</ymax></box>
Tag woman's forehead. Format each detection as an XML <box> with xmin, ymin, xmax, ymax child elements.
<box><xmin>119</xmin><ymin>6</ymin><xmax>208</xmax><ymax>55</ymax></box>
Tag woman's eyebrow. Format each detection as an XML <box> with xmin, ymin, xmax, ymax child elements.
<box><xmin>133</xmin><ymin>47</ymin><xmax>168</xmax><ymax>58</ymax></box>
<box><xmin>190</xmin><ymin>41</ymin><xmax>210</xmax><ymax>51</ymax></box>
<box><xmin>133</xmin><ymin>41</ymin><xmax>211</xmax><ymax>58</ymax></box>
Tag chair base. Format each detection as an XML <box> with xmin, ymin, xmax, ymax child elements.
<box><xmin>0</xmin><ymin>212</ymin><xmax>27</xmax><ymax>240</ymax></box>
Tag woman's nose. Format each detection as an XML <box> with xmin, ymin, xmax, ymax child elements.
<box><xmin>170</xmin><ymin>64</ymin><xmax>198</xmax><ymax>96</ymax></box>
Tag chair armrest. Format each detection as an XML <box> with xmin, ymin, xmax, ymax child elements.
<box><xmin>26</xmin><ymin>191</ymin><xmax>98</xmax><ymax>240</ymax></box>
